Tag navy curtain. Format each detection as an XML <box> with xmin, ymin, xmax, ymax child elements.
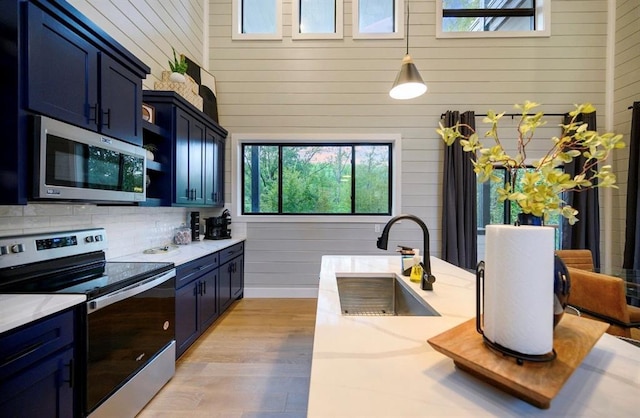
<box><xmin>623</xmin><ymin>102</ymin><xmax>640</xmax><ymax>269</ymax></box>
<box><xmin>562</xmin><ymin>111</ymin><xmax>601</xmax><ymax>268</ymax></box>
<box><xmin>441</xmin><ymin>111</ymin><xmax>477</xmax><ymax>269</ymax></box>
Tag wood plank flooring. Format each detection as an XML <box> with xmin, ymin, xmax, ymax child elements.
<box><xmin>138</xmin><ymin>298</ymin><xmax>317</xmax><ymax>418</ymax></box>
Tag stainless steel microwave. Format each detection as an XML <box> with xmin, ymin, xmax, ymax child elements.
<box><xmin>33</xmin><ymin>116</ymin><xmax>146</xmax><ymax>203</ymax></box>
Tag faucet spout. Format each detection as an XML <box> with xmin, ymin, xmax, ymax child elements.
<box><xmin>376</xmin><ymin>214</ymin><xmax>436</xmax><ymax>291</ymax></box>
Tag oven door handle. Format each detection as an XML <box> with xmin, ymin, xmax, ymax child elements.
<box><xmin>87</xmin><ymin>269</ymin><xmax>176</xmax><ymax>313</ymax></box>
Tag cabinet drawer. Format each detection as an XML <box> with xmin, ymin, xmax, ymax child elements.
<box><xmin>0</xmin><ymin>309</ymin><xmax>75</xmax><ymax>380</ymax></box>
<box><xmin>176</xmin><ymin>253</ymin><xmax>219</xmax><ymax>289</ymax></box>
<box><xmin>219</xmin><ymin>242</ymin><xmax>244</xmax><ymax>265</ymax></box>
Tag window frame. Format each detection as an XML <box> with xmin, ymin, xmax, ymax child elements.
<box><xmin>231</xmin><ymin>133</ymin><xmax>402</xmax><ymax>223</ymax></box>
<box><xmin>292</xmin><ymin>0</ymin><xmax>344</xmax><ymax>40</ymax></box>
<box><xmin>436</xmin><ymin>0</ymin><xmax>551</xmax><ymax>39</ymax></box>
<box><xmin>352</xmin><ymin>0</ymin><xmax>404</xmax><ymax>40</ymax></box>
<box><xmin>232</xmin><ymin>0</ymin><xmax>283</xmax><ymax>40</ymax></box>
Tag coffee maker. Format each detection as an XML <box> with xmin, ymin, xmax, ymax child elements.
<box><xmin>204</xmin><ymin>209</ymin><xmax>231</xmax><ymax>240</ymax></box>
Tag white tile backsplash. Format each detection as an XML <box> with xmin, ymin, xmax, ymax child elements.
<box><xmin>0</xmin><ymin>203</ymin><xmax>224</xmax><ymax>259</ymax></box>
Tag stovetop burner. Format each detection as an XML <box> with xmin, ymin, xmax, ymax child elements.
<box><xmin>0</xmin><ymin>228</ymin><xmax>174</xmax><ymax>299</ymax></box>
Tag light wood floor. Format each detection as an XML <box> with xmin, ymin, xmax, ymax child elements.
<box><xmin>138</xmin><ymin>298</ymin><xmax>318</xmax><ymax>418</ymax></box>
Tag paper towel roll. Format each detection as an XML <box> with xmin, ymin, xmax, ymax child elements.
<box><xmin>483</xmin><ymin>224</ymin><xmax>555</xmax><ymax>355</ymax></box>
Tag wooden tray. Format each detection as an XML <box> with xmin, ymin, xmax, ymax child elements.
<box><xmin>427</xmin><ymin>314</ymin><xmax>608</xmax><ymax>409</ymax></box>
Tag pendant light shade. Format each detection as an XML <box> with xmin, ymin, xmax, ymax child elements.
<box><xmin>389</xmin><ymin>1</ymin><xmax>426</xmax><ymax>100</ymax></box>
<box><xmin>389</xmin><ymin>54</ymin><xmax>427</xmax><ymax>100</ymax></box>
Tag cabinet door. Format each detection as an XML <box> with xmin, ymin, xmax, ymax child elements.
<box><xmin>26</xmin><ymin>2</ymin><xmax>98</xmax><ymax>130</ymax></box>
<box><xmin>100</xmin><ymin>53</ymin><xmax>143</xmax><ymax>145</ymax></box>
<box><xmin>0</xmin><ymin>347</ymin><xmax>74</xmax><ymax>418</ymax></box>
<box><xmin>174</xmin><ymin>109</ymin><xmax>205</xmax><ymax>206</ymax></box>
<box><xmin>231</xmin><ymin>255</ymin><xmax>244</xmax><ymax>300</ymax></box>
<box><xmin>175</xmin><ymin>281</ymin><xmax>199</xmax><ymax>358</ymax></box>
<box><xmin>219</xmin><ymin>261</ymin><xmax>233</xmax><ymax>312</ymax></box>
<box><xmin>204</xmin><ymin>129</ymin><xmax>224</xmax><ymax>207</ymax></box>
<box><xmin>199</xmin><ymin>269</ymin><xmax>219</xmax><ymax>330</ymax></box>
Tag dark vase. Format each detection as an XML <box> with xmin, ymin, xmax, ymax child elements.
<box><xmin>515</xmin><ymin>213</ymin><xmax>572</xmax><ymax>327</ymax></box>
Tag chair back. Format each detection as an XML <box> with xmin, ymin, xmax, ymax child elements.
<box><xmin>566</xmin><ymin>267</ymin><xmax>631</xmax><ymax>332</ymax></box>
<box><xmin>555</xmin><ymin>249</ymin><xmax>594</xmax><ymax>271</ymax></box>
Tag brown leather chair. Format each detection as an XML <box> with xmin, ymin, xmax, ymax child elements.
<box><xmin>566</xmin><ymin>266</ymin><xmax>640</xmax><ymax>337</ymax></box>
<box><xmin>555</xmin><ymin>249</ymin><xmax>594</xmax><ymax>271</ymax></box>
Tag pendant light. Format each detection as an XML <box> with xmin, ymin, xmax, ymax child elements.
<box><xmin>389</xmin><ymin>1</ymin><xmax>427</xmax><ymax>100</ymax></box>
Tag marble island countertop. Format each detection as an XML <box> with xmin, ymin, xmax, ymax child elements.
<box><xmin>308</xmin><ymin>255</ymin><xmax>640</xmax><ymax>417</ymax></box>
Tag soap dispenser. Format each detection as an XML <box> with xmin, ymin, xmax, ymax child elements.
<box><xmin>409</xmin><ymin>249</ymin><xmax>423</xmax><ymax>283</ymax></box>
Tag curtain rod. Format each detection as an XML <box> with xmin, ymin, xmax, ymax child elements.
<box><xmin>439</xmin><ymin>112</ymin><xmax>567</xmax><ymax>119</ymax></box>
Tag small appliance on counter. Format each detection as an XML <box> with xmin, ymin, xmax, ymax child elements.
<box><xmin>204</xmin><ymin>209</ymin><xmax>231</xmax><ymax>240</ymax></box>
<box><xmin>190</xmin><ymin>211</ymin><xmax>200</xmax><ymax>241</ymax></box>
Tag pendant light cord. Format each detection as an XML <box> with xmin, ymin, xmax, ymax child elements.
<box><xmin>405</xmin><ymin>1</ymin><xmax>410</xmax><ymax>54</ymax></box>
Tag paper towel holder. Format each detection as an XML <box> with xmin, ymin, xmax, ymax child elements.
<box><xmin>475</xmin><ymin>261</ymin><xmax>557</xmax><ymax>365</ymax></box>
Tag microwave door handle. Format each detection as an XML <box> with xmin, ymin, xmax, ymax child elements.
<box><xmin>87</xmin><ymin>269</ymin><xmax>175</xmax><ymax>313</ymax></box>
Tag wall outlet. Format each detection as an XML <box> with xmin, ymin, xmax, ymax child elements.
<box><xmin>374</xmin><ymin>224</ymin><xmax>380</xmax><ymax>233</ymax></box>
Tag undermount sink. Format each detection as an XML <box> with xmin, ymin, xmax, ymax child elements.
<box><xmin>336</xmin><ymin>274</ymin><xmax>440</xmax><ymax>317</ymax></box>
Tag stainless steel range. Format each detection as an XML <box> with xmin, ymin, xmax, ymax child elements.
<box><xmin>0</xmin><ymin>228</ymin><xmax>176</xmax><ymax>417</ymax></box>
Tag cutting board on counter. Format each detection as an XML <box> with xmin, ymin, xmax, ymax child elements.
<box><xmin>427</xmin><ymin>314</ymin><xmax>608</xmax><ymax>409</ymax></box>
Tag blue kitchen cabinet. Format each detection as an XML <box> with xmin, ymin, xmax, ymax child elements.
<box><xmin>219</xmin><ymin>242</ymin><xmax>245</xmax><ymax>312</ymax></box>
<box><xmin>142</xmin><ymin>91</ymin><xmax>228</xmax><ymax>207</ymax></box>
<box><xmin>0</xmin><ymin>0</ymin><xmax>149</xmax><ymax>204</ymax></box>
<box><xmin>205</xmin><ymin>133</ymin><xmax>225</xmax><ymax>207</ymax></box>
<box><xmin>175</xmin><ymin>253</ymin><xmax>220</xmax><ymax>358</ymax></box>
<box><xmin>175</xmin><ymin>108</ymin><xmax>206</xmax><ymax>206</ymax></box>
<box><xmin>25</xmin><ymin>1</ymin><xmax>147</xmax><ymax>145</ymax></box>
<box><xmin>0</xmin><ymin>308</ymin><xmax>78</xmax><ymax>417</ymax></box>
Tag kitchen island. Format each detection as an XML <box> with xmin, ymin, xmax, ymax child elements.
<box><xmin>308</xmin><ymin>255</ymin><xmax>639</xmax><ymax>417</ymax></box>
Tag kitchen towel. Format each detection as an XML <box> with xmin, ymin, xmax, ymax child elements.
<box><xmin>483</xmin><ymin>224</ymin><xmax>555</xmax><ymax>355</ymax></box>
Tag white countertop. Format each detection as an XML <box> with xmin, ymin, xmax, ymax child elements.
<box><xmin>0</xmin><ymin>294</ymin><xmax>86</xmax><ymax>334</ymax></box>
<box><xmin>308</xmin><ymin>255</ymin><xmax>640</xmax><ymax>417</ymax></box>
<box><xmin>0</xmin><ymin>237</ymin><xmax>245</xmax><ymax>335</ymax></box>
<box><xmin>111</xmin><ymin>236</ymin><xmax>245</xmax><ymax>265</ymax></box>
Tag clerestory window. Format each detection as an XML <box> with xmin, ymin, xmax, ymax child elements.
<box><xmin>437</xmin><ymin>0</ymin><xmax>550</xmax><ymax>38</ymax></box>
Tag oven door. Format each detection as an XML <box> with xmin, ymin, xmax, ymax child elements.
<box><xmin>85</xmin><ymin>269</ymin><xmax>175</xmax><ymax>414</ymax></box>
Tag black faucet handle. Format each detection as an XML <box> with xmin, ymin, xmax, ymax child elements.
<box><xmin>419</xmin><ymin>262</ymin><xmax>436</xmax><ymax>291</ymax></box>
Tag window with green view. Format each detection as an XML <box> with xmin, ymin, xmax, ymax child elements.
<box><xmin>242</xmin><ymin>143</ymin><xmax>392</xmax><ymax>215</ymax></box>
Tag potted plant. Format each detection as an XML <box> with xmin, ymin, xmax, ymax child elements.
<box><xmin>437</xmin><ymin>101</ymin><xmax>625</xmax><ymax>225</ymax></box>
<box><xmin>168</xmin><ymin>47</ymin><xmax>188</xmax><ymax>83</ymax></box>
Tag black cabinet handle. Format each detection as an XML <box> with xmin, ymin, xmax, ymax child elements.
<box><xmin>102</xmin><ymin>108</ymin><xmax>111</xmax><ymax>129</ymax></box>
<box><xmin>88</xmin><ymin>104</ymin><xmax>98</xmax><ymax>125</ymax></box>
<box><xmin>63</xmin><ymin>359</ymin><xmax>74</xmax><ymax>388</ymax></box>
<box><xmin>198</xmin><ymin>281</ymin><xmax>203</xmax><ymax>295</ymax></box>
<box><xmin>203</xmin><ymin>281</ymin><xmax>207</xmax><ymax>294</ymax></box>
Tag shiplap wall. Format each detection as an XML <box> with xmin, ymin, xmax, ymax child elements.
<box><xmin>0</xmin><ymin>1</ymin><xmax>221</xmax><ymax>259</ymax></box>
<box><xmin>612</xmin><ymin>0</ymin><xmax>640</xmax><ymax>269</ymax></box>
<box><xmin>2</xmin><ymin>1</ymin><xmax>628</xmax><ymax>294</ymax></box>
<box><xmin>209</xmin><ymin>0</ymin><xmax>613</xmax><ymax>296</ymax></box>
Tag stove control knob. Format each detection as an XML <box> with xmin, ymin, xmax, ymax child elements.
<box><xmin>85</xmin><ymin>236</ymin><xmax>95</xmax><ymax>243</ymax></box>
<box><xmin>94</xmin><ymin>235</ymin><xmax>103</xmax><ymax>242</ymax></box>
<box><xmin>0</xmin><ymin>246</ymin><xmax>8</xmax><ymax>255</ymax></box>
<box><xmin>10</xmin><ymin>244</ymin><xmax>24</xmax><ymax>253</ymax></box>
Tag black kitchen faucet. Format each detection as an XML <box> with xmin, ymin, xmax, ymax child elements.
<box><xmin>376</xmin><ymin>214</ymin><xmax>436</xmax><ymax>290</ymax></box>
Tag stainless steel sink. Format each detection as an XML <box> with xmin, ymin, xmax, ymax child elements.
<box><xmin>336</xmin><ymin>274</ymin><xmax>440</xmax><ymax>316</ymax></box>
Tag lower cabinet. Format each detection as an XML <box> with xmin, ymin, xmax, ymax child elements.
<box><xmin>175</xmin><ymin>253</ymin><xmax>219</xmax><ymax>359</ymax></box>
<box><xmin>175</xmin><ymin>242</ymin><xmax>245</xmax><ymax>359</ymax></box>
<box><xmin>0</xmin><ymin>309</ymin><xmax>77</xmax><ymax>418</ymax></box>
<box><xmin>219</xmin><ymin>243</ymin><xmax>245</xmax><ymax>312</ymax></box>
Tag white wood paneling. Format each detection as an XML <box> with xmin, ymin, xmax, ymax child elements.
<box><xmin>67</xmin><ymin>0</ymin><xmax>205</xmax><ymax>88</ymax></box>
<box><xmin>612</xmin><ymin>0</ymin><xmax>640</xmax><ymax>269</ymax></box>
<box><xmin>208</xmin><ymin>0</ymin><xmax>617</xmax><ymax>295</ymax></box>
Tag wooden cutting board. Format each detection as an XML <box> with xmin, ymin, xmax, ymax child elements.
<box><xmin>427</xmin><ymin>314</ymin><xmax>608</xmax><ymax>409</ymax></box>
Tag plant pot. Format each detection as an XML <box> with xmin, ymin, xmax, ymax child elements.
<box><xmin>169</xmin><ymin>72</ymin><xmax>186</xmax><ymax>83</ymax></box>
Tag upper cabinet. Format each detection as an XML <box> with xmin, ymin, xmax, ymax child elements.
<box><xmin>142</xmin><ymin>91</ymin><xmax>227</xmax><ymax>208</ymax></box>
<box><xmin>24</xmin><ymin>1</ymin><xmax>147</xmax><ymax>145</ymax></box>
<box><xmin>0</xmin><ymin>0</ymin><xmax>149</xmax><ymax>204</ymax></box>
